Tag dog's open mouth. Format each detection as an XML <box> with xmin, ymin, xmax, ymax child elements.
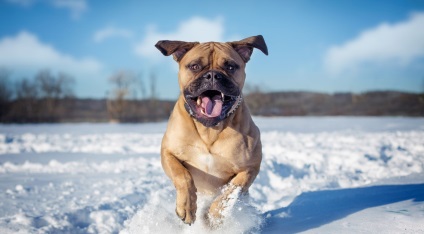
<box><xmin>196</xmin><ymin>90</ymin><xmax>224</xmax><ymax>117</ymax></box>
<box><xmin>185</xmin><ymin>90</ymin><xmax>242</xmax><ymax>126</ymax></box>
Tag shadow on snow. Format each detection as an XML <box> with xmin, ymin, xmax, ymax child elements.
<box><xmin>262</xmin><ymin>183</ymin><xmax>424</xmax><ymax>234</ymax></box>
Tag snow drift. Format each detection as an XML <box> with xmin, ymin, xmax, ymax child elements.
<box><xmin>0</xmin><ymin>117</ymin><xmax>423</xmax><ymax>233</ymax></box>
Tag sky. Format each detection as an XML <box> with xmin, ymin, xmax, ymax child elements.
<box><xmin>1</xmin><ymin>0</ymin><xmax>424</xmax><ymax>99</ymax></box>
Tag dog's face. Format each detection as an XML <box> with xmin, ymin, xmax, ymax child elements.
<box><xmin>179</xmin><ymin>43</ymin><xmax>245</xmax><ymax>127</ymax></box>
<box><xmin>156</xmin><ymin>35</ymin><xmax>268</xmax><ymax>127</ymax></box>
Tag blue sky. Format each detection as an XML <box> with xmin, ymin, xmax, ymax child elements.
<box><xmin>1</xmin><ymin>0</ymin><xmax>424</xmax><ymax>99</ymax></box>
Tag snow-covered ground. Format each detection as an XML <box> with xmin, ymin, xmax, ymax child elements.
<box><xmin>0</xmin><ymin>117</ymin><xmax>423</xmax><ymax>233</ymax></box>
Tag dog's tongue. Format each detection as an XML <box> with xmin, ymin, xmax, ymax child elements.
<box><xmin>201</xmin><ymin>95</ymin><xmax>223</xmax><ymax>117</ymax></box>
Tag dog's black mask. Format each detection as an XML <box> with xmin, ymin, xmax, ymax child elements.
<box><xmin>183</xmin><ymin>70</ymin><xmax>242</xmax><ymax>127</ymax></box>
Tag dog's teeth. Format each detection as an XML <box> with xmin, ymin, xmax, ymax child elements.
<box><xmin>197</xmin><ymin>97</ymin><xmax>201</xmax><ymax>105</ymax></box>
<box><xmin>221</xmin><ymin>93</ymin><xmax>224</xmax><ymax>100</ymax></box>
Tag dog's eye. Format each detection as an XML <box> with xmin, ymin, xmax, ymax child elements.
<box><xmin>224</xmin><ymin>62</ymin><xmax>238</xmax><ymax>72</ymax></box>
<box><xmin>189</xmin><ymin>64</ymin><xmax>201</xmax><ymax>71</ymax></box>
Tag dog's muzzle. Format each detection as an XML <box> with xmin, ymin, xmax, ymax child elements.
<box><xmin>183</xmin><ymin>71</ymin><xmax>242</xmax><ymax>127</ymax></box>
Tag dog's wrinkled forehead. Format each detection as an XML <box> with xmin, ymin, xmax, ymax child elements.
<box><xmin>180</xmin><ymin>42</ymin><xmax>245</xmax><ymax>66</ymax></box>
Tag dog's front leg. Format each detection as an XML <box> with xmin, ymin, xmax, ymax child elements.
<box><xmin>207</xmin><ymin>167</ymin><xmax>260</xmax><ymax>226</ymax></box>
<box><xmin>161</xmin><ymin>149</ymin><xmax>197</xmax><ymax>225</ymax></box>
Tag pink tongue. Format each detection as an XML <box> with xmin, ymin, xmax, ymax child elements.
<box><xmin>201</xmin><ymin>95</ymin><xmax>223</xmax><ymax>117</ymax></box>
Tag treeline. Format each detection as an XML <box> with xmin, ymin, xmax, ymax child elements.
<box><xmin>1</xmin><ymin>69</ymin><xmax>423</xmax><ymax>123</ymax></box>
<box><xmin>51</xmin><ymin>98</ymin><xmax>174</xmax><ymax>123</ymax></box>
<box><xmin>104</xmin><ymin>70</ymin><xmax>173</xmax><ymax>122</ymax></box>
<box><xmin>0</xmin><ymin>69</ymin><xmax>174</xmax><ymax>123</ymax></box>
<box><xmin>0</xmin><ymin>70</ymin><xmax>75</xmax><ymax>122</ymax></box>
<box><xmin>245</xmin><ymin>90</ymin><xmax>424</xmax><ymax>116</ymax></box>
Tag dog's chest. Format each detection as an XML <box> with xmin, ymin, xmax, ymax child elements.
<box><xmin>193</xmin><ymin>153</ymin><xmax>223</xmax><ymax>174</ymax></box>
<box><xmin>183</xmin><ymin>151</ymin><xmax>235</xmax><ymax>192</ymax></box>
<box><xmin>185</xmin><ymin>150</ymin><xmax>233</xmax><ymax>179</ymax></box>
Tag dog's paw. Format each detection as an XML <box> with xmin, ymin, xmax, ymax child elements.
<box><xmin>206</xmin><ymin>199</ymin><xmax>224</xmax><ymax>228</ymax></box>
<box><xmin>175</xmin><ymin>189</ymin><xmax>197</xmax><ymax>225</ymax></box>
<box><xmin>207</xmin><ymin>184</ymin><xmax>242</xmax><ymax>228</ymax></box>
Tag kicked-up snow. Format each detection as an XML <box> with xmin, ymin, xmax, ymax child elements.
<box><xmin>0</xmin><ymin>117</ymin><xmax>423</xmax><ymax>233</ymax></box>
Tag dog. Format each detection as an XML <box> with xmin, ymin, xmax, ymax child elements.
<box><xmin>155</xmin><ymin>35</ymin><xmax>268</xmax><ymax>226</ymax></box>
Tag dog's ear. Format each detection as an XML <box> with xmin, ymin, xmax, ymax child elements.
<box><xmin>229</xmin><ymin>35</ymin><xmax>268</xmax><ymax>63</ymax></box>
<box><xmin>155</xmin><ymin>40</ymin><xmax>199</xmax><ymax>62</ymax></box>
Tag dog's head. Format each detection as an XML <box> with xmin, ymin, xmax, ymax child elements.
<box><xmin>155</xmin><ymin>35</ymin><xmax>268</xmax><ymax>127</ymax></box>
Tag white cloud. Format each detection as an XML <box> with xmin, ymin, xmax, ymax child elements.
<box><xmin>6</xmin><ymin>0</ymin><xmax>87</xmax><ymax>19</ymax></box>
<box><xmin>93</xmin><ymin>26</ymin><xmax>133</xmax><ymax>43</ymax></box>
<box><xmin>324</xmin><ymin>12</ymin><xmax>424</xmax><ymax>75</ymax></box>
<box><xmin>134</xmin><ymin>16</ymin><xmax>225</xmax><ymax>61</ymax></box>
<box><xmin>0</xmin><ymin>31</ymin><xmax>102</xmax><ymax>76</ymax></box>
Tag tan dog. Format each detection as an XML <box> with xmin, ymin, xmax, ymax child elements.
<box><xmin>155</xmin><ymin>35</ymin><xmax>268</xmax><ymax>226</ymax></box>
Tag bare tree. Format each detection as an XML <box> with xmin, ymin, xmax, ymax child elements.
<box><xmin>15</xmin><ymin>78</ymin><xmax>38</xmax><ymax>99</ymax></box>
<box><xmin>149</xmin><ymin>71</ymin><xmax>157</xmax><ymax>101</ymax></box>
<box><xmin>0</xmin><ymin>69</ymin><xmax>12</xmax><ymax>119</ymax></box>
<box><xmin>107</xmin><ymin>70</ymin><xmax>136</xmax><ymax>122</ymax></box>
<box><xmin>9</xmin><ymin>78</ymin><xmax>40</xmax><ymax>122</ymax></box>
<box><xmin>136</xmin><ymin>72</ymin><xmax>146</xmax><ymax>100</ymax></box>
<box><xmin>0</xmin><ymin>69</ymin><xmax>12</xmax><ymax>102</ymax></box>
<box><xmin>34</xmin><ymin>70</ymin><xmax>75</xmax><ymax>121</ymax></box>
<box><xmin>35</xmin><ymin>70</ymin><xmax>74</xmax><ymax>98</ymax></box>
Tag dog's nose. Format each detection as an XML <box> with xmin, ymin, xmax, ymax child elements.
<box><xmin>203</xmin><ymin>71</ymin><xmax>223</xmax><ymax>80</ymax></box>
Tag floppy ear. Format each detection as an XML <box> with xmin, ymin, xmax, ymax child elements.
<box><xmin>229</xmin><ymin>35</ymin><xmax>268</xmax><ymax>62</ymax></box>
<box><xmin>155</xmin><ymin>40</ymin><xmax>199</xmax><ymax>62</ymax></box>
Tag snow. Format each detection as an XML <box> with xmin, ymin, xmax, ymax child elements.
<box><xmin>0</xmin><ymin>117</ymin><xmax>423</xmax><ymax>233</ymax></box>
